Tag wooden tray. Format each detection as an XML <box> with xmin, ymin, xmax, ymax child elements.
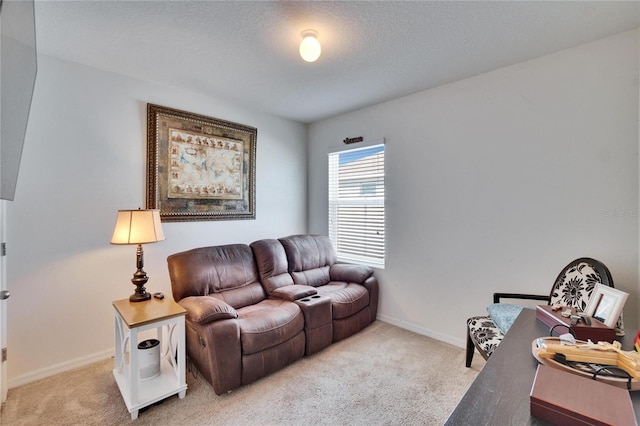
<box><xmin>532</xmin><ymin>337</ymin><xmax>640</xmax><ymax>391</ymax></box>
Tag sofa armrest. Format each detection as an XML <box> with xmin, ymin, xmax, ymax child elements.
<box><xmin>179</xmin><ymin>296</ymin><xmax>238</xmax><ymax>325</ymax></box>
<box><xmin>184</xmin><ymin>313</ymin><xmax>242</xmax><ymax>395</ymax></box>
<box><xmin>271</xmin><ymin>285</ymin><xmax>317</xmax><ymax>301</ymax></box>
<box><xmin>493</xmin><ymin>292</ymin><xmax>550</xmax><ymax>304</ymax></box>
<box><xmin>330</xmin><ymin>263</ymin><xmax>373</xmax><ymax>284</ymax></box>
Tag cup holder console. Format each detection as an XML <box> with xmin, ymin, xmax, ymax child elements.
<box><xmin>294</xmin><ymin>293</ymin><xmax>332</xmax><ymax>356</ymax></box>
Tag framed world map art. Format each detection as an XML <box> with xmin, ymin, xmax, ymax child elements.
<box><xmin>146</xmin><ymin>103</ymin><xmax>256</xmax><ymax>221</ymax></box>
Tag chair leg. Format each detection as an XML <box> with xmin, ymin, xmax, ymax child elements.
<box><xmin>465</xmin><ymin>328</ymin><xmax>475</xmax><ymax>368</ymax></box>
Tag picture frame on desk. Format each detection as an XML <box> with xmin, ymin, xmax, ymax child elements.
<box><xmin>585</xmin><ymin>283</ymin><xmax>628</xmax><ymax>328</ymax></box>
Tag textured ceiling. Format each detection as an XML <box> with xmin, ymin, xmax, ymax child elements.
<box><xmin>34</xmin><ymin>1</ymin><xmax>639</xmax><ymax>123</ymax></box>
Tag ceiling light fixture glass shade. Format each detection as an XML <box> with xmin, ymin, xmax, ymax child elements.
<box><xmin>299</xmin><ymin>30</ymin><xmax>321</xmax><ymax>62</ymax></box>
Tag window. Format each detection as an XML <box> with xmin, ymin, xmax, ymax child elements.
<box><xmin>328</xmin><ymin>142</ymin><xmax>385</xmax><ymax>268</ymax></box>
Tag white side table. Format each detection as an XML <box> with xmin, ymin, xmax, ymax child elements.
<box><xmin>112</xmin><ymin>297</ymin><xmax>187</xmax><ymax>420</ymax></box>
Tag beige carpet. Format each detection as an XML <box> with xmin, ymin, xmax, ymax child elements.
<box><xmin>0</xmin><ymin>321</ymin><xmax>484</xmax><ymax>425</ymax></box>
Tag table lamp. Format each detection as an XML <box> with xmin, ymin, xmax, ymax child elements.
<box><xmin>111</xmin><ymin>208</ymin><xmax>165</xmax><ymax>302</ymax></box>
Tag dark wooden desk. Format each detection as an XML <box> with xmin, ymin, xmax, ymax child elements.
<box><xmin>446</xmin><ymin>308</ymin><xmax>640</xmax><ymax>424</ymax></box>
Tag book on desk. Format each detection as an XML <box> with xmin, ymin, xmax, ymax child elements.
<box><xmin>531</xmin><ymin>364</ymin><xmax>637</xmax><ymax>425</ymax></box>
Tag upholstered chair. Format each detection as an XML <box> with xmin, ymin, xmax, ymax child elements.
<box><xmin>167</xmin><ymin>244</ymin><xmax>305</xmax><ymax>394</ymax></box>
<box><xmin>278</xmin><ymin>234</ymin><xmax>379</xmax><ymax>342</ymax></box>
<box><xmin>466</xmin><ymin>257</ymin><xmax>621</xmax><ymax>367</ymax></box>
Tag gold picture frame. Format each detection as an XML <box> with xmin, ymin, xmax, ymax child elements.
<box><xmin>146</xmin><ymin>103</ymin><xmax>256</xmax><ymax>221</ymax></box>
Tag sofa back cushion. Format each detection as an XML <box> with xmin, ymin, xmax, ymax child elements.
<box><xmin>279</xmin><ymin>235</ymin><xmax>337</xmax><ymax>287</ymax></box>
<box><xmin>250</xmin><ymin>239</ymin><xmax>294</xmax><ymax>293</ymax></box>
<box><xmin>167</xmin><ymin>244</ymin><xmax>266</xmax><ymax>309</ymax></box>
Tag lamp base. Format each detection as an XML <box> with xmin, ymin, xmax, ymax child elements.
<box><xmin>130</xmin><ymin>291</ymin><xmax>151</xmax><ymax>302</ymax></box>
<box><xmin>130</xmin><ymin>266</ymin><xmax>151</xmax><ymax>303</ymax></box>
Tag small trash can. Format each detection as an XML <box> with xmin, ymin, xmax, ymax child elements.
<box><xmin>138</xmin><ymin>339</ymin><xmax>160</xmax><ymax>380</ymax></box>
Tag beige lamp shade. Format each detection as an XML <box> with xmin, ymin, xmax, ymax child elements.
<box><xmin>111</xmin><ymin>209</ymin><xmax>165</xmax><ymax>245</ymax></box>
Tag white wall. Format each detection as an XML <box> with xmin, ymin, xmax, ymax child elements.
<box><xmin>308</xmin><ymin>30</ymin><xmax>640</xmax><ymax>347</ymax></box>
<box><xmin>6</xmin><ymin>29</ymin><xmax>639</xmax><ymax>387</ymax></box>
<box><xmin>6</xmin><ymin>55</ymin><xmax>307</xmax><ymax>386</ymax></box>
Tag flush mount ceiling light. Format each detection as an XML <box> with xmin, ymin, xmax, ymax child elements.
<box><xmin>299</xmin><ymin>29</ymin><xmax>321</xmax><ymax>62</ymax></box>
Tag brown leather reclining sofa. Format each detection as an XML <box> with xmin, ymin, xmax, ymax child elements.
<box><xmin>167</xmin><ymin>234</ymin><xmax>379</xmax><ymax>395</ymax></box>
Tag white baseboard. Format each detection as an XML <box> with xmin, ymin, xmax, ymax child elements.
<box><xmin>8</xmin><ymin>317</ymin><xmax>466</xmax><ymax>389</ymax></box>
<box><xmin>377</xmin><ymin>314</ymin><xmax>466</xmax><ymax>349</ymax></box>
<box><xmin>8</xmin><ymin>349</ymin><xmax>113</xmax><ymax>389</ymax></box>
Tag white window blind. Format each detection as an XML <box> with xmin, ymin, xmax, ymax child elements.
<box><xmin>328</xmin><ymin>143</ymin><xmax>385</xmax><ymax>268</ymax></box>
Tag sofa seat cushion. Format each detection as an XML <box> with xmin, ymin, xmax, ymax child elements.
<box><xmin>237</xmin><ymin>299</ymin><xmax>304</xmax><ymax>355</ymax></box>
<box><xmin>317</xmin><ymin>282</ymin><xmax>369</xmax><ymax>320</ymax></box>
